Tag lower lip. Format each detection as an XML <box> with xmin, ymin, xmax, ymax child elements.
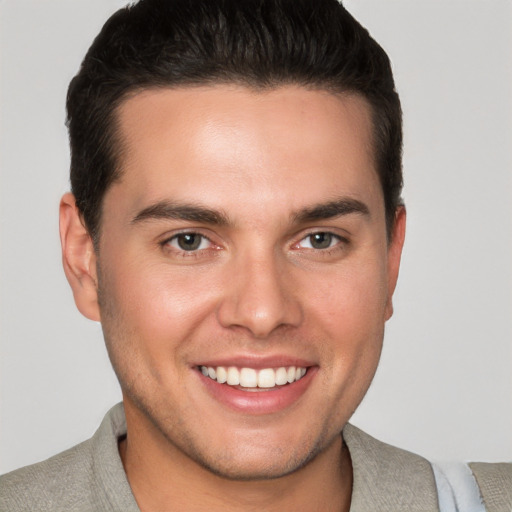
<box><xmin>197</xmin><ymin>367</ymin><xmax>317</xmax><ymax>415</ymax></box>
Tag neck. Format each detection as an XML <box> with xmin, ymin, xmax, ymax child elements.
<box><xmin>119</xmin><ymin>411</ymin><xmax>352</xmax><ymax>512</ymax></box>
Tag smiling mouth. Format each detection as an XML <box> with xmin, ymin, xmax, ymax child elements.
<box><xmin>199</xmin><ymin>365</ymin><xmax>308</xmax><ymax>389</ymax></box>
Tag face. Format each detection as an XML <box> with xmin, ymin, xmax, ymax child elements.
<box><xmin>66</xmin><ymin>85</ymin><xmax>404</xmax><ymax>480</ymax></box>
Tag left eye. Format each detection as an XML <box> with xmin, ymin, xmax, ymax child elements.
<box><xmin>298</xmin><ymin>232</ymin><xmax>340</xmax><ymax>250</ymax></box>
<box><xmin>167</xmin><ymin>233</ymin><xmax>211</xmax><ymax>251</ymax></box>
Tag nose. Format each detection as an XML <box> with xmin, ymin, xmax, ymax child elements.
<box><xmin>217</xmin><ymin>252</ymin><xmax>303</xmax><ymax>338</ymax></box>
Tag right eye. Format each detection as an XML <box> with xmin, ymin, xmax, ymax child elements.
<box><xmin>165</xmin><ymin>233</ymin><xmax>213</xmax><ymax>252</ymax></box>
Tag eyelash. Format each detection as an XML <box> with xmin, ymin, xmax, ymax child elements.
<box><xmin>296</xmin><ymin>232</ymin><xmax>344</xmax><ymax>249</ymax></box>
<box><xmin>292</xmin><ymin>231</ymin><xmax>350</xmax><ymax>260</ymax></box>
<box><xmin>160</xmin><ymin>230</ymin><xmax>348</xmax><ymax>259</ymax></box>
<box><xmin>160</xmin><ymin>232</ymin><xmax>217</xmax><ymax>258</ymax></box>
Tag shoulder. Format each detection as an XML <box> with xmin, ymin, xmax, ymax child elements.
<box><xmin>343</xmin><ymin>423</ymin><xmax>440</xmax><ymax>511</ymax></box>
<box><xmin>0</xmin><ymin>439</ymin><xmax>96</xmax><ymax>512</ymax></box>
<box><xmin>0</xmin><ymin>403</ymin><xmax>137</xmax><ymax>512</ymax></box>
<box><xmin>344</xmin><ymin>424</ymin><xmax>512</xmax><ymax>512</ymax></box>
<box><xmin>470</xmin><ymin>461</ymin><xmax>512</xmax><ymax>511</ymax></box>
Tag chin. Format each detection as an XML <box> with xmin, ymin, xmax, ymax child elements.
<box><xmin>168</xmin><ymin>423</ymin><xmax>333</xmax><ymax>482</ymax></box>
<box><xmin>187</xmin><ymin>443</ymin><xmax>323</xmax><ymax>482</ymax></box>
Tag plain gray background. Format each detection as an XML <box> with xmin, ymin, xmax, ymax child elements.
<box><xmin>1</xmin><ymin>0</ymin><xmax>511</xmax><ymax>474</ymax></box>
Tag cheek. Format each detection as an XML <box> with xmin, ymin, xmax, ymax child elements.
<box><xmin>98</xmin><ymin>259</ymin><xmax>221</xmax><ymax>360</ymax></box>
<box><xmin>308</xmin><ymin>262</ymin><xmax>389</xmax><ymax>335</ymax></box>
<box><xmin>305</xmin><ymin>260</ymin><xmax>388</xmax><ymax>383</ymax></box>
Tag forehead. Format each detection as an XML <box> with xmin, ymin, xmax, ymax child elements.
<box><xmin>110</xmin><ymin>85</ymin><xmax>382</xmax><ymax>222</ymax></box>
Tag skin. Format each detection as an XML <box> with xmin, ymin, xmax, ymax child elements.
<box><xmin>60</xmin><ymin>85</ymin><xmax>405</xmax><ymax>511</ymax></box>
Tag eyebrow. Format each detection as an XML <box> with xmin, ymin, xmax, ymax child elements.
<box><xmin>293</xmin><ymin>197</ymin><xmax>370</xmax><ymax>223</ymax></box>
<box><xmin>131</xmin><ymin>196</ymin><xmax>370</xmax><ymax>227</ymax></box>
<box><xmin>131</xmin><ymin>201</ymin><xmax>229</xmax><ymax>226</ymax></box>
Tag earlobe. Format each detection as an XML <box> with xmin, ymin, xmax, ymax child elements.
<box><xmin>59</xmin><ymin>193</ymin><xmax>101</xmax><ymax>321</ymax></box>
<box><xmin>385</xmin><ymin>206</ymin><xmax>406</xmax><ymax>321</ymax></box>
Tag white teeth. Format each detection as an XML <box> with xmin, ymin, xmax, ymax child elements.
<box><xmin>258</xmin><ymin>368</ymin><xmax>276</xmax><ymax>388</ymax></box>
<box><xmin>240</xmin><ymin>368</ymin><xmax>258</xmax><ymax>388</ymax></box>
<box><xmin>216</xmin><ymin>366</ymin><xmax>227</xmax><ymax>384</ymax></box>
<box><xmin>200</xmin><ymin>365</ymin><xmax>308</xmax><ymax>388</ymax></box>
<box><xmin>275</xmin><ymin>367</ymin><xmax>288</xmax><ymax>386</ymax></box>
<box><xmin>227</xmin><ymin>366</ymin><xmax>240</xmax><ymax>385</ymax></box>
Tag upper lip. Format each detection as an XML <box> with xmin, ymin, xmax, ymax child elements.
<box><xmin>193</xmin><ymin>354</ymin><xmax>317</xmax><ymax>369</ymax></box>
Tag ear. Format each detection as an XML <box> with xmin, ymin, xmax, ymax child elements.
<box><xmin>385</xmin><ymin>206</ymin><xmax>406</xmax><ymax>321</ymax></box>
<box><xmin>59</xmin><ymin>193</ymin><xmax>101</xmax><ymax>321</ymax></box>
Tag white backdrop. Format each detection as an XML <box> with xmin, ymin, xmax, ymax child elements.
<box><xmin>1</xmin><ymin>0</ymin><xmax>511</xmax><ymax>474</ymax></box>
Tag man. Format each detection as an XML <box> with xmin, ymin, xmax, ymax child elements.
<box><xmin>1</xmin><ymin>0</ymin><xmax>510</xmax><ymax>510</ymax></box>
